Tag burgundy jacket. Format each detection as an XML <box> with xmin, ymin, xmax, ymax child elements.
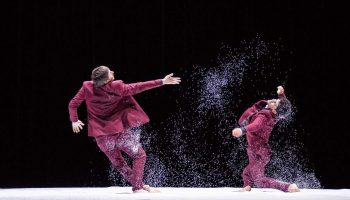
<box><xmin>238</xmin><ymin>93</ymin><xmax>286</xmax><ymax>155</ymax></box>
<box><xmin>68</xmin><ymin>79</ymin><xmax>163</xmax><ymax>137</ymax></box>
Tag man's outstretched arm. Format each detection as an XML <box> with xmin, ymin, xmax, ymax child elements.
<box><xmin>117</xmin><ymin>73</ymin><xmax>181</xmax><ymax>96</ymax></box>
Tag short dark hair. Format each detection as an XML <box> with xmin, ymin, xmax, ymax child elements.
<box><xmin>276</xmin><ymin>98</ymin><xmax>292</xmax><ymax>120</ymax></box>
<box><xmin>91</xmin><ymin>66</ymin><xmax>109</xmax><ymax>87</ymax></box>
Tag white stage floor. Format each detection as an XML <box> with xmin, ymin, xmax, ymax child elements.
<box><xmin>1</xmin><ymin>187</ymin><xmax>350</xmax><ymax>200</ymax></box>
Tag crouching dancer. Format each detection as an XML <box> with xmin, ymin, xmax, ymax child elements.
<box><xmin>232</xmin><ymin>86</ymin><xmax>300</xmax><ymax>192</ymax></box>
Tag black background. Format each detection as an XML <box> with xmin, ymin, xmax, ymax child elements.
<box><xmin>1</xmin><ymin>0</ymin><xmax>349</xmax><ymax>189</ymax></box>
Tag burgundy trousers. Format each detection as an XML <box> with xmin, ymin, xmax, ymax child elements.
<box><xmin>242</xmin><ymin>148</ymin><xmax>290</xmax><ymax>192</ymax></box>
<box><xmin>95</xmin><ymin>129</ymin><xmax>146</xmax><ymax>191</ymax></box>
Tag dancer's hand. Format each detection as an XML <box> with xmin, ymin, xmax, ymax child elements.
<box><xmin>72</xmin><ymin>120</ymin><xmax>85</xmax><ymax>133</ymax></box>
<box><xmin>277</xmin><ymin>86</ymin><xmax>284</xmax><ymax>95</ymax></box>
<box><xmin>232</xmin><ymin>128</ymin><xmax>242</xmax><ymax>137</ymax></box>
<box><xmin>162</xmin><ymin>73</ymin><xmax>181</xmax><ymax>85</ymax></box>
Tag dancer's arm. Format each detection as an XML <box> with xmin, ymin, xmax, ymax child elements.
<box><xmin>68</xmin><ymin>84</ymin><xmax>86</xmax><ymax>133</ymax></box>
<box><xmin>115</xmin><ymin>73</ymin><xmax>181</xmax><ymax>96</ymax></box>
<box><xmin>238</xmin><ymin>100</ymin><xmax>267</xmax><ymax>126</ymax></box>
<box><xmin>232</xmin><ymin>113</ymin><xmax>266</xmax><ymax>137</ymax></box>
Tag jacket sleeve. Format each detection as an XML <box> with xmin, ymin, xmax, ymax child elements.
<box><xmin>238</xmin><ymin>100</ymin><xmax>267</xmax><ymax>125</ymax></box>
<box><xmin>68</xmin><ymin>84</ymin><xmax>86</xmax><ymax>122</ymax></box>
<box><xmin>253</xmin><ymin>100</ymin><xmax>268</xmax><ymax>110</ymax></box>
<box><xmin>116</xmin><ymin>79</ymin><xmax>163</xmax><ymax>96</ymax></box>
<box><xmin>241</xmin><ymin>113</ymin><xmax>267</xmax><ymax>136</ymax></box>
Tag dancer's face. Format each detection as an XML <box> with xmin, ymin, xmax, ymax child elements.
<box><xmin>267</xmin><ymin>99</ymin><xmax>280</xmax><ymax>111</ymax></box>
<box><xmin>106</xmin><ymin>68</ymin><xmax>115</xmax><ymax>83</ymax></box>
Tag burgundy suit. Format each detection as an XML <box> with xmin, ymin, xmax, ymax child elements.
<box><xmin>69</xmin><ymin>79</ymin><xmax>163</xmax><ymax>191</ymax></box>
<box><xmin>238</xmin><ymin>93</ymin><xmax>290</xmax><ymax>192</ymax></box>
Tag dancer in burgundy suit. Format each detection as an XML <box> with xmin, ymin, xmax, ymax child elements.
<box><xmin>232</xmin><ymin>86</ymin><xmax>300</xmax><ymax>192</ymax></box>
<box><xmin>68</xmin><ymin>66</ymin><xmax>180</xmax><ymax>193</ymax></box>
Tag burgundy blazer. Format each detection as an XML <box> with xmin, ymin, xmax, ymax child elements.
<box><xmin>238</xmin><ymin>93</ymin><xmax>286</xmax><ymax>154</ymax></box>
<box><xmin>69</xmin><ymin>79</ymin><xmax>163</xmax><ymax>137</ymax></box>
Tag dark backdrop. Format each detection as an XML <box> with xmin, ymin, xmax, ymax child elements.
<box><xmin>1</xmin><ymin>0</ymin><xmax>348</xmax><ymax>189</ymax></box>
